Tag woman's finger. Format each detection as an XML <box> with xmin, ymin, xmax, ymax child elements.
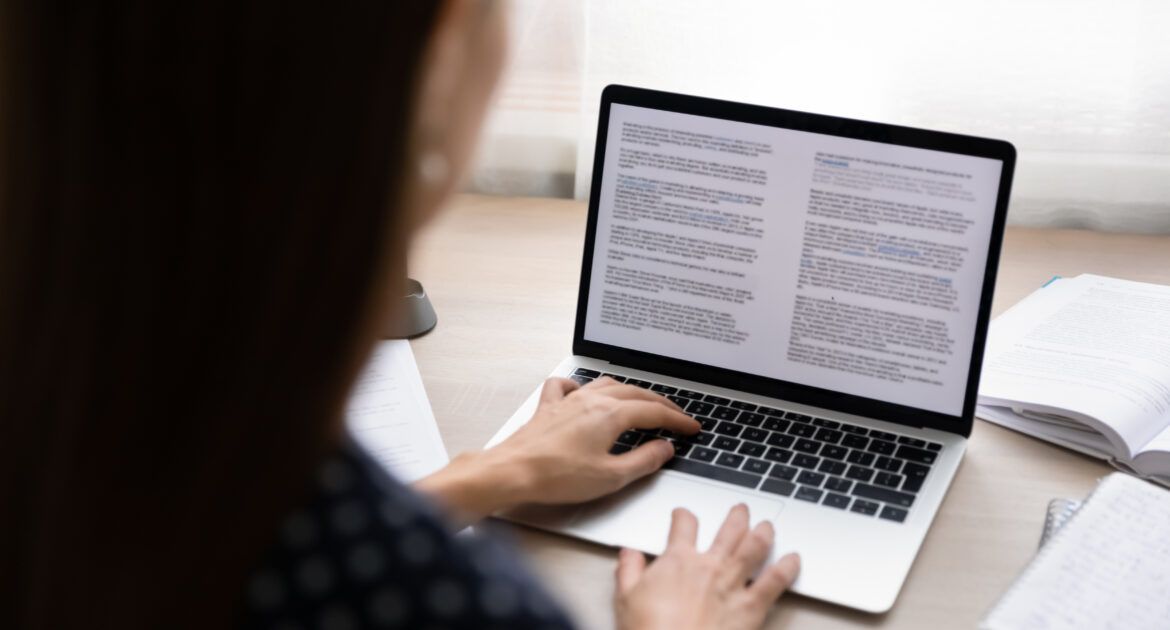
<box><xmin>748</xmin><ymin>553</ymin><xmax>801</xmax><ymax>604</ymax></box>
<box><xmin>610</xmin><ymin>439</ymin><xmax>674</xmax><ymax>485</ymax></box>
<box><xmin>727</xmin><ymin>520</ymin><xmax>775</xmax><ymax>586</ymax></box>
<box><xmin>591</xmin><ymin>383</ymin><xmax>687</xmax><ymax>413</ymax></box>
<box><xmin>666</xmin><ymin>507</ymin><xmax>699</xmax><ymax>551</ymax></box>
<box><xmin>707</xmin><ymin>503</ymin><xmax>750</xmax><ymax>557</ymax></box>
<box><xmin>615</xmin><ymin>547</ymin><xmax>646</xmax><ymax>595</ymax></box>
<box><xmin>610</xmin><ymin>400</ymin><xmax>700</xmax><ymax>435</ymax></box>
<box><xmin>540</xmin><ymin>377</ymin><xmax>579</xmax><ymax>403</ymax></box>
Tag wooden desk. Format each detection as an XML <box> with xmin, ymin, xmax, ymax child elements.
<box><xmin>410</xmin><ymin>194</ymin><xmax>1170</xmax><ymax>629</ymax></box>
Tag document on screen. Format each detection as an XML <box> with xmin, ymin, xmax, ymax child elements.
<box><xmin>583</xmin><ymin>104</ymin><xmax>1003</xmax><ymax>415</ymax></box>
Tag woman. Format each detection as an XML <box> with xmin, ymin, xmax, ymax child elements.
<box><xmin>0</xmin><ymin>2</ymin><xmax>800</xmax><ymax>628</ymax></box>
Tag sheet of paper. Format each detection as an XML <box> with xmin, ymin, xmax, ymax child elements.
<box><xmin>981</xmin><ymin>473</ymin><xmax>1170</xmax><ymax>630</ymax></box>
<box><xmin>346</xmin><ymin>340</ymin><xmax>449</xmax><ymax>483</ymax></box>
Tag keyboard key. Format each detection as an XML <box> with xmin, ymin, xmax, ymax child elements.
<box><xmin>741</xmin><ymin>428</ymin><xmax>768</xmax><ymax>443</ymax></box>
<box><xmin>697</xmin><ymin>417</ymin><xmax>717</xmax><ymax>431</ymax></box>
<box><xmin>845</xmin><ymin>465</ymin><xmax>875</xmax><ymax>482</ymax></box>
<box><xmin>570</xmin><ymin>375</ymin><xmax>593</xmax><ymax>385</ymax></box>
<box><xmin>825</xmin><ymin>477</ymin><xmax>853</xmax><ymax>493</ymax></box>
<box><xmin>736</xmin><ymin>412</ymin><xmax>765</xmax><ymax>427</ymax></box>
<box><xmin>687</xmin><ymin>401</ymin><xmax>715</xmax><ymax>416</ymax></box>
<box><xmin>711</xmin><ymin>406</ymin><xmax>739</xmax><ymax>421</ymax></box>
<box><xmin>691</xmin><ymin>446</ymin><xmax>718</xmax><ymax>462</ymax></box>
<box><xmin>846</xmin><ymin>450</ymin><xmax>875</xmax><ymax>466</ymax></box>
<box><xmin>762</xmin><ymin>417</ymin><xmax>790</xmax><ymax>432</ymax></box>
<box><xmin>823</xmin><ymin>493</ymin><xmax>851</xmax><ymax>509</ymax></box>
<box><xmin>676</xmin><ymin>389</ymin><xmax>704</xmax><ymax>400</ymax></box>
<box><xmin>651</xmin><ymin>384</ymin><xmax>678</xmax><ymax>395</ymax></box>
<box><xmin>626</xmin><ymin>379</ymin><xmax>652</xmax><ymax>389</ymax></box>
<box><xmin>875</xmin><ymin>456</ymin><xmax>902</xmax><ymax>472</ymax></box>
<box><xmin>768</xmin><ymin>464</ymin><xmax>798</xmax><ymax>481</ymax></box>
<box><xmin>869</xmin><ymin>430</ymin><xmax>896</xmax><ymax>441</ymax></box>
<box><xmin>879</xmin><ymin>506</ymin><xmax>908</xmax><ymax>523</ymax></box>
<box><xmin>850</xmin><ymin>499</ymin><xmax>879</xmax><ymax>515</ymax></box>
<box><xmin>792</xmin><ymin>454</ymin><xmax>820</xmax><ymax>469</ymax></box>
<box><xmin>794</xmin><ymin>438</ymin><xmax>820</xmax><ymax>454</ymax></box>
<box><xmin>756</xmin><ymin>405</ymin><xmax>784</xmax><ymax>416</ymax></box>
<box><xmin>897</xmin><ymin>436</ymin><xmax>926</xmax><ymax>447</ymax></box>
<box><xmin>820</xmin><ymin>445</ymin><xmax>848</xmax><ymax>460</ymax></box>
<box><xmin>666</xmin><ymin>395</ymin><xmax>690</xmax><ymax>408</ymax></box>
<box><xmin>867</xmin><ymin>439</ymin><xmax>896</xmax><ymax>455</ymax></box>
<box><xmin>853</xmin><ymin>483</ymin><xmax>916</xmax><ymax>508</ymax></box>
<box><xmin>743</xmin><ymin>458</ymin><xmax>770</xmax><ymax>475</ymax></box>
<box><xmin>573</xmin><ymin>368</ymin><xmax>601</xmax><ymax>378</ymax></box>
<box><xmin>730</xmin><ymin>401</ymin><xmax>758</xmax><ymax>411</ymax></box>
<box><xmin>874</xmin><ymin>472</ymin><xmax>903</xmax><ymax>488</ymax></box>
<box><xmin>926</xmin><ymin>442</ymin><xmax>943</xmax><ymax>452</ymax></box>
<box><xmin>814</xmin><ymin>428</ymin><xmax>843</xmax><ymax>444</ymax></box>
<box><xmin>901</xmin><ymin>462</ymin><xmax>930</xmax><ymax>493</ymax></box>
<box><xmin>842</xmin><ymin>434</ymin><xmax>869</xmax><ymax>449</ymax></box>
<box><xmin>796</xmin><ymin>470</ymin><xmax>825</xmax><ymax>487</ymax></box>
<box><xmin>602</xmin><ymin>373</ymin><xmax>626</xmax><ymax>382</ymax></box>
<box><xmin>688</xmin><ymin>432</ymin><xmax>714</xmax><ymax>446</ymax></box>
<box><xmin>738</xmin><ymin>442</ymin><xmax>766</xmax><ymax>457</ymax></box>
<box><xmin>703</xmin><ymin>395</ymin><xmax>731</xmax><ymax>405</ymax></box>
<box><xmin>716</xmin><ymin>452</ymin><xmax>745</xmax><ymax>469</ymax></box>
<box><xmin>840</xmin><ymin>424</ymin><xmax>867</xmax><ymax>435</ymax></box>
<box><xmin>818</xmin><ymin>460</ymin><xmax>846</xmax><ymax>476</ymax></box>
<box><xmin>765</xmin><ymin>448</ymin><xmax>793</xmax><ymax>464</ymax></box>
<box><xmin>669</xmin><ymin>441</ymin><xmax>693</xmax><ymax>457</ymax></box>
<box><xmin>895</xmin><ymin>445</ymin><xmax>937</xmax><ymax>465</ymax></box>
<box><xmin>713</xmin><ymin>436</ymin><xmax>741</xmax><ymax>451</ymax></box>
<box><xmin>761</xmin><ymin>478</ymin><xmax>796</xmax><ymax>497</ymax></box>
<box><xmin>609</xmin><ymin>444</ymin><xmax>631</xmax><ymax>455</ymax></box>
<box><xmin>795</xmin><ymin>486</ymin><xmax>823</xmax><ymax>502</ymax></box>
<box><xmin>617</xmin><ymin>431</ymin><xmax>642</xmax><ymax>446</ymax></box>
<box><xmin>714</xmin><ymin>422</ymin><xmax>743</xmax><ymax>437</ymax></box>
<box><xmin>785</xmin><ymin>412</ymin><xmax>813</xmax><ymax>423</ymax></box>
<box><xmin>663</xmin><ymin>457</ymin><xmax>762</xmax><ymax>489</ymax></box>
<box><xmin>787</xmin><ymin>424</ymin><xmax>816</xmax><ymax>438</ymax></box>
<box><xmin>812</xmin><ymin>418</ymin><xmax>840</xmax><ymax>429</ymax></box>
<box><xmin>766</xmin><ymin>432</ymin><xmax>795</xmax><ymax>448</ymax></box>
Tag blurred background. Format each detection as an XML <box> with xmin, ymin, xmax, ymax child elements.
<box><xmin>469</xmin><ymin>0</ymin><xmax>1170</xmax><ymax>232</ymax></box>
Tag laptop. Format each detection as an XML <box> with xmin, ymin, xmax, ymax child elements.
<box><xmin>487</xmin><ymin>85</ymin><xmax>1015</xmax><ymax>613</ymax></box>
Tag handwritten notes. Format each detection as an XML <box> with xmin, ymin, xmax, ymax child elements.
<box><xmin>982</xmin><ymin>473</ymin><xmax>1170</xmax><ymax>630</ymax></box>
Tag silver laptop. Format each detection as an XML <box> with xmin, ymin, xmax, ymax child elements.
<box><xmin>487</xmin><ymin>85</ymin><xmax>1015</xmax><ymax>613</ymax></box>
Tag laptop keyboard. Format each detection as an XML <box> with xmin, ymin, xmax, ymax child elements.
<box><xmin>571</xmin><ymin>368</ymin><xmax>942</xmax><ymax>523</ymax></box>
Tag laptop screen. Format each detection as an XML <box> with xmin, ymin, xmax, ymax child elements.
<box><xmin>582</xmin><ymin>99</ymin><xmax>1007</xmax><ymax>418</ymax></box>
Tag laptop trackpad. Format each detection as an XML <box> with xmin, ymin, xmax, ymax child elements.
<box><xmin>568</xmin><ymin>472</ymin><xmax>785</xmax><ymax>556</ymax></box>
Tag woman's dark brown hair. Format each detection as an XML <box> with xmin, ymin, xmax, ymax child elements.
<box><xmin>0</xmin><ymin>2</ymin><xmax>441</xmax><ymax>628</ymax></box>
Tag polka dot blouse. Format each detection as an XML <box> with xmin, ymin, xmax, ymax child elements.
<box><xmin>242</xmin><ymin>439</ymin><xmax>576</xmax><ymax>630</ymax></box>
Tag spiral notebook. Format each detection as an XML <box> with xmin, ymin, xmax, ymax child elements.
<box><xmin>981</xmin><ymin>473</ymin><xmax>1170</xmax><ymax>630</ymax></box>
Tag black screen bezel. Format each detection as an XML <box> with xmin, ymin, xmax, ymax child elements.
<box><xmin>573</xmin><ymin>84</ymin><xmax>1016</xmax><ymax>438</ymax></box>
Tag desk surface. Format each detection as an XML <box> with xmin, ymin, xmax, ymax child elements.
<box><xmin>409</xmin><ymin>194</ymin><xmax>1170</xmax><ymax>629</ymax></box>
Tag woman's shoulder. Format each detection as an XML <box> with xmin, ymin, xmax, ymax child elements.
<box><xmin>242</xmin><ymin>440</ymin><xmax>574</xmax><ymax>630</ymax></box>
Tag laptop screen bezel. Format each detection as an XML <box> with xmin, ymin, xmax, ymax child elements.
<box><xmin>572</xmin><ymin>85</ymin><xmax>1016</xmax><ymax>438</ymax></box>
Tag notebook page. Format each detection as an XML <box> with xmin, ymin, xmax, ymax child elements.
<box><xmin>981</xmin><ymin>473</ymin><xmax>1170</xmax><ymax>630</ymax></box>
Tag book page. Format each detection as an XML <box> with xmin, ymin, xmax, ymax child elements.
<box><xmin>979</xmin><ymin>275</ymin><xmax>1170</xmax><ymax>458</ymax></box>
<box><xmin>981</xmin><ymin>473</ymin><xmax>1170</xmax><ymax>630</ymax></box>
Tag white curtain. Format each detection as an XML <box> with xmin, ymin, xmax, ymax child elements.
<box><xmin>472</xmin><ymin>0</ymin><xmax>1170</xmax><ymax>232</ymax></box>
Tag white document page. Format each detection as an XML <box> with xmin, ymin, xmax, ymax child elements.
<box><xmin>979</xmin><ymin>275</ymin><xmax>1170</xmax><ymax>457</ymax></box>
<box><xmin>346</xmin><ymin>340</ymin><xmax>449</xmax><ymax>483</ymax></box>
<box><xmin>583</xmin><ymin>104</ymin><xmax>1003</xmax><ymax>416</ymax></box>
<box><xmin>981</xmin><ymin>473</ymin><xmax>1170</xmax><ymax>630</ymax></box>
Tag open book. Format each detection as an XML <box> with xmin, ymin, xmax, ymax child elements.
<box><xmin>977</xmin><ymin>274</ymin><xmax>1170</xmax><ymax>487</ymax></box>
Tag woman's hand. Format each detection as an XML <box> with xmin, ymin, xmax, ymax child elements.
<box><xmin>415</xmin><ymin>376</ymin><xmax>700</xmax><ymax>526</ymax></box>
<box><xmin>615</xmin><ymin>505</ymin><xmax>801</xmax><ymax>630</ymax></box>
